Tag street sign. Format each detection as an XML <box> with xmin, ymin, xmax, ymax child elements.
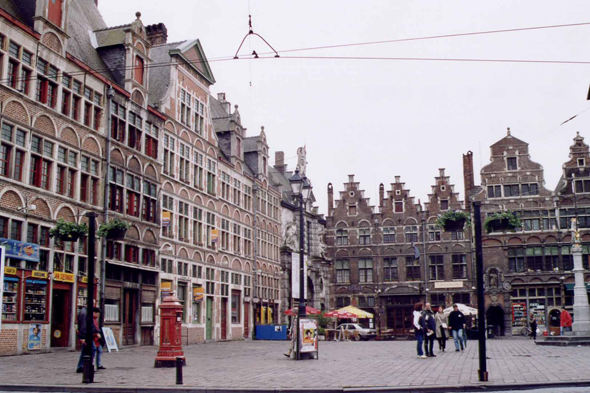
<box><xmin>0</xmin><ymin>238</ymin><xmax>40</xmax><ymax>262</ymax></box>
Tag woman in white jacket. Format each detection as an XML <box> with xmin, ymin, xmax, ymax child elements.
<box><xmin>413</xmin><ymin>302</ymin><xmax>427</xmax><ymax>359</ymax></box>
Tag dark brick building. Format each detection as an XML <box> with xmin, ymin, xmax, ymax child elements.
<box><xmin>326</xmin><ymin>171</ymin><xmax>473</xmax><ymax>336</ymax></box>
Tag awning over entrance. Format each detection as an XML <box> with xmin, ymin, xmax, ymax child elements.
<box><xmin>564</xmin><ymin>283</ymin><xmax>590</xmax><ymax>292</ymax></box>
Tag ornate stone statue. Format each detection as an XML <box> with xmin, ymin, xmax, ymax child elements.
<box><xmin>318</xmin><ymin>226</ymin><xmax>328</xmax><ymax>259</ymax></box>
<box><xmin>489</xmin><ymin>270</ymin><xmax>499</xmax><ymax>288</ymax></box>
<box><xmin>571</xmin><ymin>218</ymin><xmax>581</xmax><ymax>244</ymax></box>
<box><xmin>296</xmin><ymin>146</ymin><xmax>307</xmax><ymax>176</ymax></box>
<box><xmin>283</xmin><ymin>220</ymin><xmax>299</xmax><ymax>251</ymax></box>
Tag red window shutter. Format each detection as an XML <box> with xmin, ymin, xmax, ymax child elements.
<box><xmin>47</xmin><ymin>0</ymin><xmax>64</xmax><ymax>27</ymax></box>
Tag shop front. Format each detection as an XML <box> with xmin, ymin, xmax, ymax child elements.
<box><xmin>381</xmin><ymin>293</ymin><xmax>424</xmax><ymax>336</ymax></box>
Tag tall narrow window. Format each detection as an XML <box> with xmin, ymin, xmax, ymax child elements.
<box><xmin>47</xmin><ymin>0</ymin><xmax>64</xmax><ymax>27</ymax></box>
<box><xmin>134</xmin><ymin>56</ymin><xmax>144</xmax><ymax>84</ymax></box>
<box><xmin>428</xmin><ymin>255</ymin><xmax>444</xmax><ymax>280</ymax></box>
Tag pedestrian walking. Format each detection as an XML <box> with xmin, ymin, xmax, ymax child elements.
<box><xmin>448</xmin><ymin>304</ymin><xmax>466</xmax><ymax>352</ymax></box>
<box><xmin>560</xmin><ymin>307</ymin><xmax>572</xmax><ymax>335</ymax></box>
<box><xmin>529</xmin><ymin>314</ymin><xmax>538</xmax><ymax>340</ymax></box>
<box><xmin>435</xmin><ymin>305</ymin><xmax>448</xmax><ymax>352</ymax></box>
<box><xmin>75</xmin><ymin>306</ymin><xmax>105</xmax><ymax>373</ymax></box>
<box><xmin>284</xmin><ymin>316</ymin><xmax>297</xmax><ymax>358</ymax></box>
<box><xmin>422</xmin><ymin>303</ymin><xmax>436</xmax><ymax>357</ymax></box>
<box><xmin>413</xmin><ymin>302</ymin><xmax>427</xmax><ymax>359</ymax></box>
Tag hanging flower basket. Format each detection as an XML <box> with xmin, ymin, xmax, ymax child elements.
<box><xmin>97</xmin><ymin>218</ymin><xmax>131</xmax><ymax>240</ymax></box>
<box><xmin>484</xmin><ymin>211</ymin><xmax>521</xmax><ymax>234</ymax></box>
<box><xmin>49</xmin><ymin>219</ymin><xmax>88</xmax><ymax>242</ymax></box>
<box><xmin>436</xmin><ymin>211</ymin><xmax>470</xmax><ymax>232</ymax></box>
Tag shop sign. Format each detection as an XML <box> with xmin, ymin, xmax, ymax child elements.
<box><xmin>193</xmin><ymin>286</ymin><xmax>204</xmax><ymax>302</ymax></box>
<box><xmin>211</xmin><ymin>229</ymin><xmax>219</xmax><ymax>243</ymax></box>
<box><xmin>80</xmin><ymin>276</ymin><xmax>88</xmax><ymax>283</ymax></box>
<box><xmin>54</xmin><ymin>272</ymin><xmax>75</xmax><ymax>283</ymax></box>
<box><xmin>0</xmin><ymin>238</ymin><xmax>40</xmax><ymax>262</ymax></box>
<box><xmin>161</xmin><ymin>281</ymin><xmax>172</xmax><ymax>300</ymax></box>
<box><xmin>434</xmin><ymin>281</ymin><xmax>464</xmax><ymax>289</ymax></box>
<box><xmin>4</xmin><ymin>266</ymin><xmax>17</xmax><ymax>275</ymax></box>
<box><xmin>161</xmin><ymin>211</ymin><xmax>171</xmax><ymax>227</ymax></box>
<box><xmin>31</xmin><ymin>271</ymin><xmax>48</xmax><ymax>279</ymax></box>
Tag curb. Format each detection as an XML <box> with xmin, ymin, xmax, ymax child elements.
<box><xmin>2</xmin><ymin>380</ymin><xmax>590</xmax><ymax>393</ymax></box>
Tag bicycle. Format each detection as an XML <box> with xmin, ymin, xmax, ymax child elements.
<box><xmin>520</xmin><ymin>326</ymin><xmax>532</xmax><ymax>337</ymax></box>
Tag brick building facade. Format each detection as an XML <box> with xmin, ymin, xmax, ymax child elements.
<box><xmin>325</xmin><ymin>172</ymin><xmax>473</xmax><ymax>336</ymax></box>
<box><xmin>0</xmin><ymin>0</ymin><xmax>284</xmax><ymax>356</ymax></box>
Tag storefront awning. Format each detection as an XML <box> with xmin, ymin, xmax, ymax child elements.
<box><xmin>564</xmin><ymin>283</ymin><xmax>590</xmax><ymax>292</ymax></box>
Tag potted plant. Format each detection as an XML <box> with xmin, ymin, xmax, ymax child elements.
<box><xmin>484</xmin><ymin>211</ymin><xmax>521</xmax><ymax>234</ymax></box>
<box><xmin>436</xmin><ymin>210</ymin><xmax>470</xmax><ymax>232</ymax></box>
<box><xmin>49</xmin><ymin>219</ymin><xmax>88</xmax><ymax>242</ymax></box>
<box><xmin>318</xmin><ymin>326</ymin><xmax>326</xmax><ymax>341</ymax></box>
<box><xmin>97</xmin><ymin>218</ymin><xmax>131</xmax><ymax>240</ymax></box>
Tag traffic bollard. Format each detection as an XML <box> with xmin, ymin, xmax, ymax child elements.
<box><xmin>175</xmin><ymin>356</ymin><xmax>183</xmax><ymax>385</ymax></box>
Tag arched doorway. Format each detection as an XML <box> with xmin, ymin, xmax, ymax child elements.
<box><xmin>486</xmin><ymin>305</ymin><xmax>505</xmax><ymax>336</ymax></box>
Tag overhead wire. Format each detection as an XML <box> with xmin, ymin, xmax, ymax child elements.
<box><xmin>3</xmin><ymin>21</ymin><xmax>590</xmax><ymax>86</ymax></box>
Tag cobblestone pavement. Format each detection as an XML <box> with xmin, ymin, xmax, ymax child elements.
<box><xmin>0</xmin><ymin>338</ymin><xmax>589</xmax><ymax>390</ymax></box>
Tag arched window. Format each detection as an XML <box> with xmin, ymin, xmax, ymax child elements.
<box><xmin>134</xmin><ymin>56</ymin><xmax>144</xmax><ymax>85</ymax></box>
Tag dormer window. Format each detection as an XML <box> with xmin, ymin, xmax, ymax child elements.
<box><xmin>48</xmin><ymin>0</ymin><xmax>64</xmax><ymax>28</ymax></box>
<box><xmin>507</xmin><ymin>157</ymin><xmax>518</xmax><ymax>171</ymax></box>
<box><xmin>578</xmin><ymin>158</ymin><xmax>585</xmax><ymax>167</ymax></box>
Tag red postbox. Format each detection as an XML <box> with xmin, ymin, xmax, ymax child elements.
<box><xmin>154</xmin><ymin>294</ymin><xmax>186</xmax><ymax>367</ymax></box>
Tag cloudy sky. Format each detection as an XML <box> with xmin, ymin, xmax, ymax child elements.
<box><xmin>100</xmin><ymin>0</ymin><xmax>590</xmax><ymax>214</ymax></box>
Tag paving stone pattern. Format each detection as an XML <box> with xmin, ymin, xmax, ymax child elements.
<box><xmin>0</xmin><ymin>339</ymin><xmax>588</xmax><ymax>390</ymax></box>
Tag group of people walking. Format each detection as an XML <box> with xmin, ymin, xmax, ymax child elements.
<box><xmin>413</xmin><ymin>303</ymin><xmax>468</xmax><ymax>358</ymax></box>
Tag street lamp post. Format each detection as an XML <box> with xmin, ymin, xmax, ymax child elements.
<box><xmin>83</xmin><ymin>212</ymin><xmax>97</xmax><ymax>384</ymax></box>
<box><xmin>289</xmin><ymin>170</ymin><xmax>312</xmax><ymax>360</ymax></box>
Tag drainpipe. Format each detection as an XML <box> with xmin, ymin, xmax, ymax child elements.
<box><xmin>252</xmin><ymin>183</ymin><xmax>259</xmax><ymax>334</ymax></box>
<box><xmin>100</xmin><ymin>86</ymin><xmax>114</xmax><ymax>319</ymax></box>
<box><xmin>422</xmin><ymin>218</ymin><xmax>428</xmax><ymax>303</ymax></box>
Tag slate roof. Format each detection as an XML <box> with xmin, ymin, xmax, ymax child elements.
<box><xmin>243</xmin><ymin>136</ymin><xmax>259</xmax><ymax>153</ymax></box>
<box><xmin>210</xmin><ymin>95</ymin><xmax>231</xmax><ymax>132</ymax></box>
<box><xmin>0</xmin><ymin>0</ymin><xmax>27</xmax><ymax>23</ymax></box>
<box><xmin>94</xmin><ymin>27</ymin><xmax>126</xmax><ymax>48</ymax></box>
<box><xmin>66</xmin><ymin>0</ymin><xmax>115</xmax><ymax>80</ymax></box>
<box><xmin>147</xmin><ymin>42</ymin><xmax>183</xmax><ymax>106</ymax></box>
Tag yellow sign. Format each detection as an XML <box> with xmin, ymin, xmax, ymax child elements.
<box><xmin>162</xmin><ymin>211</ymin><xmax>171</xmax><ymax>227</ymax></box>
<box><xmin>161</xmin><ymin>281</ymin><xmax>172</xmax><ymax>290</ymax></box>
<box><xmin>4</xmin><ymin>267</ymin><xmax>17</xmax><ymax>275</ymax></box>
<box><xmin>31</xmin><ymin>271</ymin><xmax>48</xmax><ymax>279</ymax></box>
<box><xmin>193</xmin><ymin>287</ymin><xmax>204</xmax><ymax>302</ymax></box>
<box><xmin>80</xmin><ymin>276</ymin><xmax>88</xmax><ymax>283</ymax></box>
<box><xmin>54</xmin><ymin>272</ymin><xmax>75</xmax><ymax>283</ymax></box>
<box><xmin>211</xmin><ymin>229</ymin><xmax>219</xmax><ymax>243</ymax></box>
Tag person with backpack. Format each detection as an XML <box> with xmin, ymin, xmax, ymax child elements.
<box><xmin>422</xmin><ymin>303</ymin><xmax>437</xmax><ymax>357</ymax></box>
<box><xmin>413</xmin><ymin>302</ymin><xmax>427</xmax><ymax>359</ymax></box>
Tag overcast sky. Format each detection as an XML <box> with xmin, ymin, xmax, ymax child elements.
<box><xmin>100</xmin><ymin>0</ymin><xmax>590</xmax><ymax>215</ymax></box>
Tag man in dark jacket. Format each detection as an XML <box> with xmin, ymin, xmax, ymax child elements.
<box><xmin>448</xmin><ymin>304</ymin><xmax>466</xmax><ymax>351</ymax></box>
<box><xmin>75</xmin><ymin>306</ymin><xmax>104</xmax><ymax>373</ymax></box>
<box><xmin>422</xmin><ymin>303</ymin><xmax>437</xmax><ymax>357</ymax></box>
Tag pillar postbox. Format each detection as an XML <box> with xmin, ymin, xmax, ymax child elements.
<box><xmin>155</xmin><ymin>294</ymin><xmax>186</xmax><ymax>367</ymax></box>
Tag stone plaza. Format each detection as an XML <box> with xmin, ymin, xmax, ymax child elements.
<box><xmin>0</xmin><ymin>339</ymin><xmax>589</xmax><ymax>392</ymax></box>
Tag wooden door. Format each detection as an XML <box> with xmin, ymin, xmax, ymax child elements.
<box><xmin>388</xmin><ymin>307</ymin><xmax>414</xmax><ymax>336</ymax></box>
<box><xmin>244</xmin><ymin>302</ymin><xmax>249</xmax><ymax>338</ymax></box>
<box><xmin>51</xmin><ymin>288</ymin><xmax>70</xmax><ymax>347</ymax></box>
<box><xmin>206</xmin><ymin>297</ymin><xmax>213</xmax><ymax>340</ymax></box>
<box><xmin>221</xmin><ymin>298</ymin><xmax>228</xmax><ymax>340</ymax></box>
<box><xmin>123</xmin><ymin>290</ymin><xmax>137</xmax><ymax>346</ymax></box>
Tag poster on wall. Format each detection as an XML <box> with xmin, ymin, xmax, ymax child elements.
<box><xmin>298</xmin><ymin>318</ymin><xmax>318</xmax><ymax>354</ymax></box>
<box><xmin>0</xmin><ymin>246</ymin><xmax>5</xmax><ymax>331</ymax></box>
<box><xmin>102</xmin><ymin>327</ymin><xmax>119</xmax><ymax>353</ymax></box>
<box><xmin>291</xmin><ymin>252</ymin><xmax>308</xmax><ymax>300</ymax></box>
<box><xmin>28</xmin><ymin>324</ymin><xmax>42</xmax><ymax>350</ymax></box>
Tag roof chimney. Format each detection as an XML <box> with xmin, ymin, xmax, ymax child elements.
<box><xmin>217</xmin><ymin>93</ymin><xmax>231</xmax><ymax>114</ymax></box>
<box><xmin>146</xmin><ymin>23</ymin><xmax>168</xmax><ymax>45</ymax></box>
<box><xmin>463</xmin><ymin>151</ymin><xmax>475</xmax><ymax>212</ymax></box>
<box><xmin>328</xmin><ymin>183</ymin><xmax>334</xmax><ymax>216</ymax></box>
<box><xmin>274</xmin><ymin>151</ymin><xmax>286</xmax><ymax>174</ymax></box>
<box><xmin>95</xmin><ymin>0</ymin><xmax>98</xmax><ymax>6</ymax></box>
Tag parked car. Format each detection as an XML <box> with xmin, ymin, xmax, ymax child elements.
<box><xmin>336</xmin><ymin>323</ymin><xmax>377</xmax><ymax>341</ymax></box>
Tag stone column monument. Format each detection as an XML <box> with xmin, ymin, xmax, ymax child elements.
<box><xmin>571</xmin><ymin>219</ymin><xmax>590</xmax><ymax>335</ymax></box>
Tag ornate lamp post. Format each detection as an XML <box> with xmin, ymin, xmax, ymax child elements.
<box><xmin>289</xmin><ymin>169</ymin><xmax>312</xmax><ymax>359</ymax></box>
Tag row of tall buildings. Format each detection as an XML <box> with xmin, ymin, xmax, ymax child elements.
<box><xmin>0</xmin><ymin>0</ymin><xmax>329</xmax><ymax>355</ymax></box>
<box><xmin>325</xmin><ymin>130</ymin><xmax>590</xmax><ymax>336</ymax></box>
